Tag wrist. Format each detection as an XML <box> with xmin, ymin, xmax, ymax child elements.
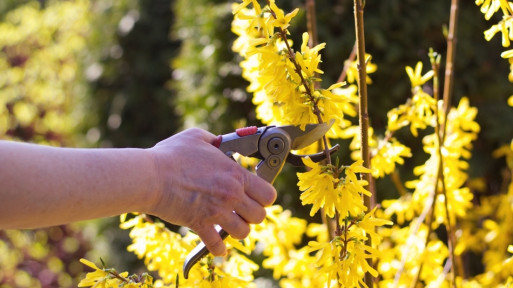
<box><xmin>139</xmin><ymin>148</ymin><xmax>164</xmax><ymax>216</ymax></box>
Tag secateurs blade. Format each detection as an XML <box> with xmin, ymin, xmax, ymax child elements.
<box><xmin>183</xmin><ymin>121</ymin><xmax>339</xmax><ymax>279</ymax></box>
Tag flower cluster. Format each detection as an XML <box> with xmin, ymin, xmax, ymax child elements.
<box><xmin>296</xmin><ymin>159</ymin><xmax>393</xmax><ymax>287</ymax></box>
<box><xmin>376</xmin><ymin>61</ymin><xmax>481</xmax><ymax>286</ymax></box>
<box><xmin>79</xmin><ymin>258</ymin><xmax>154</xmax><ymax>288</ymax></box>
<box><xmin>232</xmin><ymin>0</ymin><xmax>359</xmax><ymax>136</ymax></box>
<box><xmin>477</xmin><ymin>0</ymin><xmax>513</xmax><ymax>82</ymax></box>
<box><xmin>298</xmin><ymin>159</ymin><xmax>371</xmax><ymax>221</ymax></box>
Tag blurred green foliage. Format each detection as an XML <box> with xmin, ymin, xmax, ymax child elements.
<box><xmin>0</xmin><ymin>0</ymin><xmax>153</xmax><ymax>286</ymax></box>
<box><xmin>0</xmin><ymin>1</ymin><xmax>94</xmax><ymax>287</ymax></box>
<box><xmin>1</xmin><ymin>0</ymin><xmax>513</xmax><ymax>286</ymax></box>
<box><xmin>0</xmin><ymin>0</ymin><xmax>91</xmax><ymax>146</ymax></box>
<box><xmin>170</xmin><ymin>0</ymin><xmax>256</xmax><ymax>134</ymax></box>
<box><xmin>87</xmin><ymin>0</ymin><xmax>180</xmax><ymax>148</ymax></box>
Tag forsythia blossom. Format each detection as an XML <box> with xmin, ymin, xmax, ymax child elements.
<box><xmin>232</xmin><ymin>0</ymin><xmax>358</xmax><ymax>133</ymax></box>
<box><xmin>298</xmin><ymin>158</ymin><xmax>371</xmax><ymax>222</ymax></box>
<box><xmin>377</xmin><ymin>60</ymin><xmax>481</xmax><ymax>286</ymax></box>
<box><xmin>78</xmin><ymin>258</ymin><xmax>153</xmax><ymax>288</ymax></box>
<box><xmin>307</xmin><ymin>208</ymin><xmax>391</xmax><ymax>288</ymax></box>
<box><xmin>477</xmin><ymin>0</ymin><xmax>513</xmax><ymax>81</ymax></box>
<box><xmin>118</xmin><ymin>214</ymin><xmax>259</xmax><ymax>287</ymax></box>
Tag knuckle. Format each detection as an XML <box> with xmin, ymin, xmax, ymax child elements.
<box><xmin>186</xmin><ymin>127</ymin><xmax>205</xmax><ymax>136</ymax></box>
<box><xmin>212</xmin><ymin>185</ymin><xmax>236</xmax><ymax>206</ymax></box>
<box><xmin>204</xmin><ymin>204</ymin><xmax>224</xmax><ymax>221</ymax></box>
<box><xmin>216</xmin><ymin>173</ymin><xmax>243</xmax><ymax>203</ymax></box>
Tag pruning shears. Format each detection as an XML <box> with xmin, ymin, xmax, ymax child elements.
<box><xmin>183</xmin><ymin>121</ymin><xmax>339</xmax><ymax>279</ymax></box>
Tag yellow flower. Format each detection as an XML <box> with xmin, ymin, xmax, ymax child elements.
<box><xmin>119</xmin><ymin>214</ymin><xmax>192</xmax><ymax>284</ymax></box>
<box><xmin>232</xmin><ymin>0</ymin><xmax>258</xmax><ymax>15</ymax></box>
<box><xmin>268</xmin><ymin>0</ymin><xmax>299</xmax><ymax>30</ymax></box>
<box><xmin>297</xmin><ymin>156</ymin><xmax>340</xmax><ymax>218</ymax></box>
<box><xmin>371</xmin><ymin>138</ymin><xmax>412</xmax><ymax>178</ymax></box>
<box><xmin>344</xmin><ymin>159</ymin><xmax>372</xmax><ymax>189</ymax></box>
<box><xmin>298</xmin><ymin>158</ymin><xmax>372</xmax><ymax>221</ymax></box>
<box><xmin>306</xmin><ymin>222</ymin><xmax>329</xmax><ymax>243</ymax></box>
<box><xmin>382</xmin><ymin>193</ymin><xmax>415</xmax><ymax>225</ymax></box>
<box><xmin>345</xmin><ymin>53</ymin><xmax>378</xmax><ymax>84</ymax></box>
<box><xmin>387</xmin><ymin>88</ymin><xmax>436</xmax><ymax>137</ymax></box>
<box><xmin>337</xmin><ymin>180</ymin><xmax>368</xmax><ymax>221</ymax></box>
<box><xmin>308</xmin><ymin>233</ymin><xmax>379</xmax><ymax>288</ymax></box>
<box><xmin>319</xmin><ymin>84</ymin><xmax>358</xmax><ymax>138</ymax></box>
<box><xmin>298</xmin><ymin>32</ymin><xmax>326</xmax><ymax>78</ymax></box>
<box><xmin>358</xmin><ymin>207</ymin><xmax>393</xmax><ymax>245</ymax></box>
<box><xmin>78</xmin><ymin>259</ymin><xmax>139</xmax><ymax>288</ymax></box>
<box><xmin>476</xmin><ymin>0</ymin><xmax>513</xmax><ymax>20</ymax></box>
<box><xmin>251</xmin><ymin>205</ymin><xmax>308</xmax><ymax>279</ymax></box>
<box><xmin>405</xmin><ymin>61</ymin><xmax>434</xmax><ymax>88</ymax></box>
<box><xmin>78</xmin><ymin>259</ymin><xmax>110</xmax><ymax>287</ymax></box>
<box><xmin>220</xmin><ymin>253</ymin><xmax>259</xmax><ymax>283</ymax></box>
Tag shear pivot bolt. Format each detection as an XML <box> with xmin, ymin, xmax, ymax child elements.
<box><xmin>268</xmin><ymin>138</ymin><xmax>285</xmax><ymax>154</ymax></box>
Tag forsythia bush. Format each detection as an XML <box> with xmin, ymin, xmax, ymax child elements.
<box><xmin>79</xmin><ymin>0</ymin><xmax>513</xmax><ymax>287</ymax></box>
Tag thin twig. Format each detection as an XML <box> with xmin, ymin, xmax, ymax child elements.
<box><xmin>441</xmin><ymin>0</ymin><xmax>459</xmax><ymax>130</ymax></box>
<box><xmin>353</xmin><ymin>0</ymin><xmax>374</xmax><ymax>286</ymax></box>
<box><xmin>441</xmin><ymin>0</ymin><xmax>463</xmax><ymax>283</ymax></box>
<box><xmin>306</xmin><ymin>0</ymin><xmax>319</xmax><ymax>49</ymax></box>
<box><xmin>353</xmin><ymin>0</ymin><xmax>372</xmax><ymax>207</ymax></box>
<box><xmin>390</xmin><ymin>170</ymin><xmax>407</xmax><ymax>196</ymax></box>
<box><xmin>107</xmin><ymin>270</ymin><xmax>131</xmax><ymax>283</ymax></box>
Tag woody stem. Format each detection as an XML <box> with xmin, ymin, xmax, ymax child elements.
<box><xmin>353</xmin><ymin>0</ymin><xmax>374</xmax><ymax>287</ymax></box>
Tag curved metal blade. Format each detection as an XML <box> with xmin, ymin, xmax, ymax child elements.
<box><xmin>279</xmin><ymin>119</ymin><xmax>334</xmax><ymax>150</ymax></box>
<box><xmin>183</xmin><ymin>227</ymin><xmax>228</xmax><ymax>279</ymax></box>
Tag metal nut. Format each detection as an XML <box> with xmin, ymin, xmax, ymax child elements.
<box><xmin>267</xmin><ymin>155</ymin><xmax>281</xmax><ymax>167</ymax></box>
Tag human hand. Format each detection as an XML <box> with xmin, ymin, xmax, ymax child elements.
<box><xmin>146</xmin><ymin>128</ymin><xmax>277</xmax><ymax>256</ymax></box>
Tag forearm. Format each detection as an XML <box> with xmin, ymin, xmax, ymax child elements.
<box><xmin>0</xmin><ymin>141</ymin><xmax>159</xmax><ymax>229</ymax></box>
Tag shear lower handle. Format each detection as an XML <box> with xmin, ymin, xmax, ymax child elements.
<box><xmin>183</xmin><ymin>228</ymin><xmax>229</xmax><ymax>279</ymax></box>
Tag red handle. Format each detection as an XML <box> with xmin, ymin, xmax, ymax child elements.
<box><xmin>236</xmin><ymin>126</ymin><xmax>258</xmax><ymax>137</ymax></box>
